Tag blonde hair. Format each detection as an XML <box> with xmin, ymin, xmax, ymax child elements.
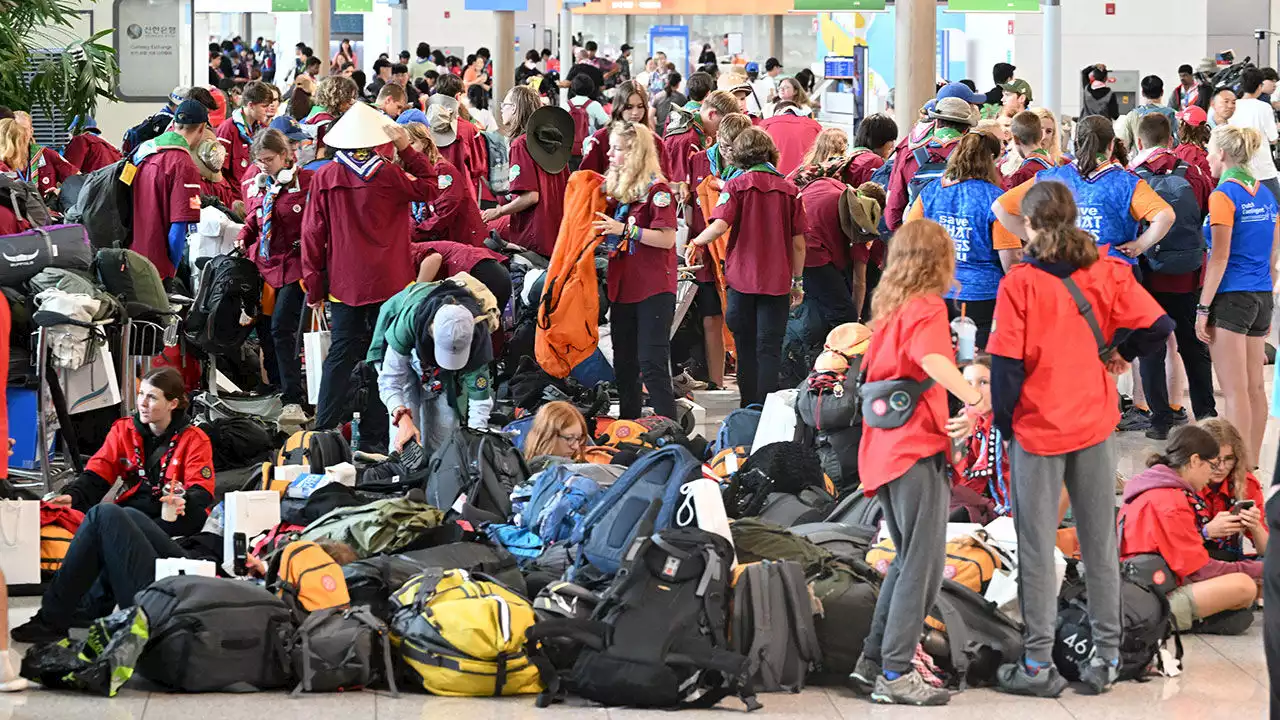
<box><xmin>0</xmin><ymin>119</ymin><xmax>29</xmax><ymax>171</ymax></box>
<box><xmin>1030</xmin><ymin>107</ymin><xmax>1064</xmax><ymax>164</ymax></box>
<box><xmin>1200</xmin><ymin>418</ymin><xmax>1251</xmax><ymax>495</ymax></box>
<box><xmin>801</xmin><ymin>128</ymin><xmax>849</xmax><ymax>168</ymax></box>
<box><xmin>605</xmin><ymin>122</ymin><xmax>665</xmax><ymax>204</ymax></box>
<box><xmin>1210</xmin><ymin>124</ymin><xmax>1263</xmax><ymax>167</ymax></box>
<box><xmin>702</xmin><ymin>90</ymin><xmax>741</xmax><ymax>118</ymax></box>
<box><xmin>871</xmin><ymin>220</ymin><xmax>955</xmax><ymax>324</ymax></box>
<box><xmin>401</xmin><ymin>122</ymin><xmax>444</xmax><ymax>165</ymax></box>
<box><xmin>524</xmin><ymin>401</ymin><xmax>589</xmax><ymax>462</ymax></box>
<box><xmin>716</xmin><ymin>113</ymin><xmax>754</xmax><ymax>150</ymax></box>
<box><xmin>502</xmin><ymin>85</ymin><xmax>542</xmax><ymax>139</ymax></box>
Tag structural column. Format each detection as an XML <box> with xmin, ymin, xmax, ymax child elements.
<box><xmin>311</xmin><ymin>0</ymin><xmax>330</xmax><ymax>67</ymax></box>
<box><xmin>769</xmin><ymin>16</ymin><xmax>782</xmax><ymax>61</ymax></box>
<box><xmin>1042</xmin><ymin>0</ymin><xmax>1062</xmax><ymax>123</ymax></box>
<box><xmin>893</xmin><ymin>0</ymin><xmax>935</xmax><ymax>137</ymax></box>
<box><xmin>560</xmin><ymin>4</ymin><xmax>573</xmax><ymax>105</ymax></box>
<box><xmin>496</xmin><ymin>10</ymin><xmax>516</xmax><ymax>101</ymax></box>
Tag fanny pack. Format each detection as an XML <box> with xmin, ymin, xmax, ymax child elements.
<box><xmin>859</xmin><ymin>376</ymin><xmax>936</xmax><ymax>430</ymax></box>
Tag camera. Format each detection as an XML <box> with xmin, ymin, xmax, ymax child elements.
<box><xmin>1256</xmin><ymin>29</ymin><xmax>1268</xmax><ymax>41</ymax></box>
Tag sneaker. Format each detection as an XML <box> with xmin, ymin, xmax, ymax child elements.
<box><xmin>1191</xmin><ymin>607</ymin><xmax>1255</xmax><ymax>635</ymax></box>
<box><xmin>279</xmin><ymin>403</ymin><xmax>311</xmax><ymax>424</ymax></box>
<box><xmin>0</xmin><ymin>651</ymin><xmax>27</xmax><ymax>692</ymax></box>
<box><xmin>1145</xmin><ymin>425</ymin><xmax>1171</xmax><ymax>441</ymax></box>
<box><xmin>11</xmin><ymin>614</ymin><xmax>65</xmax><ymax>645</ymax></box>
<box><xmin>1168</xmin><ymin>407</ymin><xmax>1190</xmax><ymax>426</ymax></box>
<box><xmin>1116</xmin><ymin>406</ymin><xmax>1152</xmax><ymax>432</ymax></box>
<box><xmin>1076</xmin><ymin>656</ymin><xmax>1118</xmax><ymax>695</ymax></box>
<box><xmin>870</xmin><ymin>670</ymin><xmax>950</xmax><ymax>706</ymax></box>
<box><xmin>848</xmin><ymin>654</ymin><xmax>881</xmax><ymax>696</ymax></box>
<box><xmin>672</xmin><ymin>371</ymin><xmax>707</xmax><ymax>396</ymax></box>
<box><xmin>995</xmin><ymin>661</ymin><xmax>1068</xmax><ymax>698</ymax></box>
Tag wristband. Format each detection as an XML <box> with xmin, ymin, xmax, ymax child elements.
<box><xmin>791</xmin><ymin>276</ymin><xmax>803</xmax><ymax>292</ymax></box>
<box><xmin>392</xmin><ymin>407</ymin><xmax>413</xmax><ymax>427</ymax></box>
<box><xmin>1196</xmin><ymin>303</ymin><xmax>1210</xmax><ymax>316</ymax></box>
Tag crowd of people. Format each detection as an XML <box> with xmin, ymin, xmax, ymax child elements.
<box><xmin>0</xmin><ymin>32</ymin><xmax>1274</xmax><ymax>707</ymax></box>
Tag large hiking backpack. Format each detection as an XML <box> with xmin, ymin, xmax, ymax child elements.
<box><xmin>713</xmin><ymin>406</ymin><xmax>762</xmax><ymax>456</ymax></box>
<box><xmin>808</xmin><ymin>561</ymin><xmax>880</xmax><ymax>684</ymax></box>
<box><xmin>288</xmin><ymin>606</ymin><xmax>397</xmax><ymax>695</ymax></box>
<box><xmin>200</xmin><ymin>416</ymin><xmax>276</xmax><ymax>471</ymax></box>
<box><xmin>482</xmin><ymin>130</ymin><xmax>511</xmax><ymax>194</ymax></box>
<box><xmin>276</xmin><ymin>430</ymin><xmax>352</xmax><ymax>474</ymax></box>
<box><xmin>516</xmin><ymin>463</ymin><xmax>626</xmax><ymax>544</ymax></box>
<box><xmin>122</xmin><ymin>111</ymin><xmax>173</xmax><ymax>155</ymax></box>
<box><xmin>730</xmin><ymin>560</ymin><xmax>821</xmax><ymax>693</ymax></box>
<box><xmin>268</xmin><ymin>540</ymin><xmax>352</xmax><ymax>617</ymax></box>
<box><xmin>299</xmin><ymin>495</ymin><xmax>446</xmax><ymax>558</ymax></box>
<box><xmin>1135</xmin><ymin>164</ymin><xmax>1204</xmax><ymax>275</ymax></box>
<box><xmin>526</xmin><ymin>528</ymin><xmax>760</xmax><ymax>711</ymax></box>
<box><xmin>135</xmin><ymin>575</ymin><xmax>294</xmax><ymax>692</ymax></box>
<box><xmin>574</xmin><ymin>445</ymin><xmax>703</xmax><ymax>576</ymax></box>
<box><xmin>825</xmin><ymin>490</ymin><xmax>883</xmax><ymax>528</ymax></box>
<box><xmin>93</xmin><ymin>248</ymin><xmax>169</xmax><ymax>315</ymax></box>
<box><xmin>66</xmin><ymin>159</ymin><xmax>131</xmax><ymax>249</ymax></box>
<box><xmin>390</xmin><ymin>568</ymin><xmax>544</xmax><ymax>696</ymax></box>
<box><xmin>425</xmin><ymin>427</ymin><xmax>530</xmax><ymax>524</ymax></box>
<box><xmin>795</xmin><ymin>370</ymin><xmax>864</xmax><ymax>492</ymax></box>
<box><xmin>787</xmin><ymin>522</ymin><xmax>876</xmax><ymax>564</ymax></box>
<box><xmin>184</xmin><ymin>253</ymin><xmax>262</xmax><ymax>355</ymax></box>
<box><xmin>906</xmin><ymin>145</ymin><xmax>949</xmax><ymax>207</ymax></box>
<box><xmin>924</xmin><ymin>579</ymin><xmax>1024</xmax><ymax>688</ymax></box>
<box><xmin>755</xmin><ymin>487</ymin><xmax>838</xmax><ymax>528</ymax></box>
<box><xmin>0</xmin><ymin>173</ymin><xmax>51</xmax><ymax>228</ymax></box>
<box><xmin>568</xmin><ymin>101</ymin><xmax>591</xmax><ymax>156</ymax></box>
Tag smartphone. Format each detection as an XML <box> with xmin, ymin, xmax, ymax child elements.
<box><xmin>1232</xmin><ymin>500</ymin><xmax>1256</xmax><ymax>515</ymax></box>
<box><xmin>232</xmin><ymin>532</ymin><xmax>248</xmax><ymax>576</ymax></box>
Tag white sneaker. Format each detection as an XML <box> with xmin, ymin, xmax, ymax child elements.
<box><xmin>0</xmin><ymin>651</ymin><xmax>29</xmax><ymax>692</ymax></box>
<box><xmin>279</xmin><ymin>404</ymin><xmax>311</xmax><ymax>424</ymax></box>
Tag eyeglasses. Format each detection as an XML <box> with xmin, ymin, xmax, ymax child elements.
<box><xmin>558</xmin><ymin>433</ymin><xmax>586</xmax><ymax>447</ymax></box>
<box><xmin>1207</xmin><ymin>457</ymin><xmax>1226</xmax><ymax>472</ymax></box>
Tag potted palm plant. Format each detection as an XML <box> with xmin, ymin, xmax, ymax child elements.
<box><xmin>0</xmin><ymin>0</ymin><xmax>119</xmax><ymax>125</ymax></box>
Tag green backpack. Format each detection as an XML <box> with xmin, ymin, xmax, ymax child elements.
<box><xmin>93</xmin><ymin>248</ymin><xmax>170</xmax><ymax>315</ymax></box>
<box><xmin>299</xmin><ymin>495</ymin><xmax>445</xmax><ymax>558</ymax></box>
<box><xmin>731</xmin><ymin>518</ymin><xmax>836</xmax><ymax>575</ymax></box>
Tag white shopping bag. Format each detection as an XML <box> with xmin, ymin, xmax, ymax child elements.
<box><xmin>676</xmin><ymin>478</ymin><xmax>736</xmax><ymax>566</ymax></box>
<box><xmin>751</xmin><ymin>389</ymin><xmax>800</xmax><ymax>452</ymax></box>
<box><xmin>58</xmin><ymin>345</ymin><xmax>121</xmax><ymax>415</ymax></box>
<box><xmin>155</xmin><ymin>558</ymin><xmax>216</xmax><ymax>580</ymax></box>
<box><xmin>0</xmin><ymin>500</ymin><xmax>40</xmax><ymax>585</ymax></box>
<box><xmin>304</xmin><ymin>310</ymin><xmax>331</xmax><ymax>406</ymax></box>
<box><xmin>222</xmin><ymin>491</ymin><xmax>281</xmax><ymax>575</ymax></box>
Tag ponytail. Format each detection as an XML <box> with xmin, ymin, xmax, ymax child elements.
<box><xmin>1073</xmin><ymin>115</ymin><xmax>1115</xmax><ymax>176</ymax></box>
<box><xmin>1210</xmin><ymin>124</ymin><xmax>1263</xmax><ymax>167</ymax></box>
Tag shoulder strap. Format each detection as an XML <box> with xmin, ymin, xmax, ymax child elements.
<box><xmin>1173</xmin><ymin>162</ymin><xmax>1188</xmax><ymax>178</ymax></box>
<box><xmin>912</xmin><ymin>146</ymin><xmax>931</xmax><ymax>169</ymax></box>
<box><xmin>1060</xmin><ymin>276</ymin><xmax>1111</xmax><ymax>358</ymax></box>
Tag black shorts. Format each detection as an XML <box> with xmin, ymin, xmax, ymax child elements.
<box><xmin>695</xmin><ymin>281</ymin><xmax>723</xmax><ymax>318</ymax></box>
<box><xmin>1209</xmin><ymin>290</ymin><xmax>1274</xmax><ymax>337</ymax></box>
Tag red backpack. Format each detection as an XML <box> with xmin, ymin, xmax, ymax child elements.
<box><xmin>569</xmin><ymin>100</ymin><xmax>591</xmax><ymax>157</ymax></box>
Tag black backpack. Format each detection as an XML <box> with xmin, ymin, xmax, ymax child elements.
<box><xmin>184</xmin><ymin>254</ymin><xmax>263</xmax><ymax>355</ymax></box>
<box><xmin>756</xmin><ymin>487</ymin><xmax>838</xmax><ymax>528</ymax></box>
<box><xmin>0</xmin><ymin>174</ymin><xmax>51</xmax><ymax>228</ymax></box>
<box><xmin>200</xmin><ymin>416</ymin><xmax>277</xmax><ymax>470</ymax></box>
<box><xmin>135</xmin><ymin>575</ymin><xmax>294</xmax><ymax>692</ymax></box>
<box><xmin>342</xmin><ymin>555</ymin><xmax>423</xmax><ymax>624</ymax></box>
<box><xmin>1136</xmin><ymin>163</ymin><xmax>1204</xmax><ymax>275</ymax></box>
<box><xmin>925</xmin><ymin>579</ymin><xmax>1025</xmax><ymax>688</ymax></box>
<box><xmin>425</xmin><ymin>427</ymin><xmax>530</xmax><ymax>524</ymax></box>
<box><xmin>526</xmin><ymin>527</ymin><xmax>761</xmax><ymax>711</ymax></box>
<box><xmin>122</xmin><ymin>111</ymin><xmax>174</xmax><ymax>155</ymax></box>
<box><xmin>725</xmin><ymin>441</ymin><xmax>828</xmax><ymax>519</ymax></box>
<box><xmin>65</xmin><ymin>159</ymin><xmax>132</xmax><ymax>249</ymax></box>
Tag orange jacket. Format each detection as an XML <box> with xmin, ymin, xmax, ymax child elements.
<box><xmin>696</xmin><ymin>174</ymin><xmax>736</xmax><ymax>354</ymax></box>
<box><xmin>536</xmin><ymin>171</ymin><xmax>608</xmax><ymax>378</ymax></box>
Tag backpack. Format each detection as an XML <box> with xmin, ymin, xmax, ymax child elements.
<box><xmin>399</xmin><ymin>541</ymin><xmax>528</xmax><ymax>599</ymax></box>
<box><xmin>0</xmin><ymin>173</ymin><xmax>51</xmax><ymax>228</ymax></box>
<box><xmin>482</xmin><ymin>130</ymin><xmax>511</xmax><ymax>194</ymax></box>
<box><xmin>924</xmin><ymin>579</ymin><xmax>1024</xmax><ymax>687</ymax></box>
<box><xmin>525</xmin><ymin>527</ymin><xmax>760</xmax><ymax>711</ymax></box>
<box><xmin>707</xmin><ymin>445</ymin><xmax>750</xmax><ymax>481</ymax></box>
<box><xmin>568</xmin><ymin>100</ymin><xmax>591</xmax><ymax>156</ymax></box>
<box><xmin>796</xmin><ymin>369</ymin><xmax>862</xmax><ymax>432</ymax></box>
<box><xmin>135</xmin><ymin>575</ymin><xmax>294</xmax><ymax>692</ymax></box>
<box><xmin>868</xmin><ymin>155</ymin><xmax>893</xmax><ymax>189</ymax></box>
<box><xmin>755</xmin><ymin>486</ymin><xmax>838</xmax><ymax>528</ymax></box>
<box><xmin>787</xmin><ymin>521</ymin><xmax>875</xmax><ymax>563</ymax></box>
<box><xmin>299</xmin><ymin>495</ymin><xmax>446</xmax><ymax>557</ymax></box>
<box><xmin>808</xmin><ymin>561</ymin><xmax>881</xmax><ymax>684</ymax></box>
<box><xmin>730</xmin><ymin>517</ymin><xmax>836</xmax><ymax>576</ymax></box>
<box><xmin>122</xmin><ymin>111</ymin><xmax>173</xmax><ymax>155</ymax></box>
<box><xmin>343</xmin><ymin>555</ymin><xmax>422</xmax><ymax>624</ymax></box>
<box><xmin>40</xmin><ymin>524</ymin><xmax>74</xmax><ymax>575</ymax></box>
<box><xmin>906</xmin><ymin>145</ymin><xmax>949</xmax><ymax>207</ymax></box>
<box><xmin>425</xmin><ymin>427</ymin><xmax>530</xmax><ymax>524</ymax></box>
<box><xmin>268</xmin><ymin>540</ymin><xmax>351</xmax><ymax>617</ymax></box>
<box><xmin>93</xmin><ymin>248</ymin><xmax>169</xmax><ymax>315</ymax></box>
<box><xmin>516</xmin><ymin>463</ymin><xmax>626</xmax><ymax>544</ymax></box>
<box><xmin>390</xmin><ymin>568</ymin><xmax>544</xmax><ymax>696</ymax></box>
<box><xmin>184</xmin><ymin>254</ymin><xmax>262</xmax><ymax>355</ymax></box>
<box><xmin>276</xmin><ymin>429</ymin><xmax>352</xmax><ymax>474</ymax></box>
<box><xmin>825</xmin><ymin>490</ymin><xmax>883</xmax><ymax>528</ymax></box>
<box><xmin>867</xmin><ymin>533</ymin><xmax>1007</xmax><ymax>594</ymax></box>
<box><xmin>287</xmin><ymin>606</ymin><xmax>397</xmax><ymax>695</ymax></box>
<box><xmin>65</xmin><ymin>159</ymin><xmax>132</xmax><ymax>249</ymax></box>
<box><xmin>730</xmin><ymin>560</ymin><xmax>821</xmax><ymax>693</ymax></box>
<box><xmin>574</xmin><ymin>445</ymin><xmax>703</xmax><ymax>576</ymax></box>
<box><xmin>0</xmin><ymin>224</ymin><xmax>92</xmax><ymax>289</ymax></box>
<box><xmin>1135</xmin><ymin>164</ymin><xmax>1204</xmax><ymax>275</ymax></box>
<box><xmin>713</xmin><ymin>406</ymin><xmax>762</xmax><ymax>456</ymax></box>
<box><xmin>811</xmin><ymin>426</ymin><xmax>861</xmax><ymax>495</ymax></box>
<box><xmin>200</xmin><ymin>416</ymin><xmax>277</xmax><ymax>471</ymax></box>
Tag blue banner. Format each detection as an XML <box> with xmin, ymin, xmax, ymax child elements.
<box><xmin>464</xmin><ymin>0</ymin><xmax>528</xmax><ymax>9</ymax></box>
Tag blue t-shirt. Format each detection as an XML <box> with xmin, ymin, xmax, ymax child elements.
<box><xmin>919</xmin><ymin>178</ymin><xmax>1005</xmax><ymax>301</ymax></box>
<box><xmin>1210</xmin><ymin>179</ymin><xmax>1279</xmax><ymax>293</ymax></box>
<box><xmin>1037</xmin><ymin>163</ymin><xmax>1142</xmax><ymax>264</ymax></box>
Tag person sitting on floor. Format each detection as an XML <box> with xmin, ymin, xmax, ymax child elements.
<box><xmin>1198</xmin><ymin>418</ymin><xmax>1268</xmax><ymax>561</ymax></box>
<box><xmin>1118</xmin><ymin>424</ymin><xmax>1261</xmax><ymax>636</ymax></box>
<box><xmin>521</xmin><ymin>401</ymin><xmax>590</xmax><ymax>473</ymax></box>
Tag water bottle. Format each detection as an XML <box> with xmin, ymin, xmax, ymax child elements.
<box><xmin>951</xmin><ymin>313</ymin><xmax>977</xmax><ymax>364</ymax></box>
<box><xmin>350</xmin><ymin>412</ymin><xmax>361</xmax><ymax>454</ymax></box>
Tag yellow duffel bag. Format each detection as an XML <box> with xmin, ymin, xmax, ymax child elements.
<box><xmin>865</xmin><ymin>533</ymin><xmax>1006</xmax><ymax>594</ymax></box>
<box><xmin>390</xmin><ymin>568</ymin><xmax>543</xmax><ymax>696</ymax></box>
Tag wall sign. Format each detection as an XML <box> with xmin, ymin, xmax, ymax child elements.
<box><xmin>114</xmin><ymin>0</ymin><xmax>181</xmax><ymax>102</ymax></box>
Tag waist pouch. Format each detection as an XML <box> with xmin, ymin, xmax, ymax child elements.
<box><xmin>859</xmin><ymin>377</ymin><xmax>935</xmax><ymax>430</ymax></box>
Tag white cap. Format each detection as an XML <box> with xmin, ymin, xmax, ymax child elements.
<box><xmin>432</xmin><ymin>303</ymin><xmax>475</xmax><ymax>371</ymax></box>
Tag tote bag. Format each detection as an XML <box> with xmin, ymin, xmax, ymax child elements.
<box><xmin>0</xmin><ymin>500</ymin><xmax>41</xmax><ymax>585</ymax></box>
<box><xmin>304</xmin><ymin>310</ymin><xmax>331</xmax><ymax>406</ymax></box>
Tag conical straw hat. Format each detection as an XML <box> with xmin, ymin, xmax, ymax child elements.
<box><xmin>322</xmin><ymin>101</ymin><xmax>399</xmax><ymax>150</ymax></box>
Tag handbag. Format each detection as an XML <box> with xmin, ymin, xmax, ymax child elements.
<box><xmin>303</xmin><ymin>308</ymin><xmax>331</xmax><ymax>406</ymax></box>
<box><xmin>0</xmin><ymin>500</ymin><xmax>41</xmax><ymax>585</ymax></box>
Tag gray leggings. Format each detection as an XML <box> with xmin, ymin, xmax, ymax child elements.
<box><xmin>1011</xmin><ymin>436</ymin><xmax>1121</xmax><ymax>664</ymax></box>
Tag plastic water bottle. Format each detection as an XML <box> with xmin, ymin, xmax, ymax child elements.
<box><xmin>350</xmin><ymin>412</ymin><xmax>361</xmax><ymax>454</ymax></box>
<box><xmin>951</xmin><ymin>313</ymin><xmax>977</xmax><ymax>364</ymax></box>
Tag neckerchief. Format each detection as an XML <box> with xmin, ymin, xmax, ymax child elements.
<box><xmin>412</xmin><ymin>201</ymin><xmax>428</xmax><ymax>223</ymax></box>
<box><xmin>932</xmin><ymin>127</ymin><xmax>963</xmax><ymax>143</ymax></box>
<box><xmin>1179</xmin><ymin>487</ymin><xmax>1239</xmax><ymax>555</ymax></box>
<box><xmin>744</xmin><ymin>162</ymin><xmax>782</xmax><ymax>177</ymax></box>
<box><xmin>1219</xmin><ymin>166</ymin><xmax>1257</xmax><ymax>189</ymax></box>
<box><xmin>258</xmin><ymin>174</ymin><xmax>283</xmax><ymax>259</ymax></box>
<box><xmin>335</xmin><ymin>148</ymin><xmax>385</xmax><ymax>181</ymax></box>
<box><xmin>231</xmin><ymin>108</ymin><xmax>257</xmax><ymax>145</ymax></box>
<box><xmin>1180</xmin><ymin>83</ymin><xmax>1199</xmax><ymax>110</ymax></box>
<box><xmin>603</xmin><ymin>176</ymin><xmax>658</xmax><ymax>256</ymax></box>
<box><xmin>131</xmin><ymin>131</ymin><xmax>190</xmax><ymax>164</ymax></box>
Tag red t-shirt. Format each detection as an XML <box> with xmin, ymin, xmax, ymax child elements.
<box><xmin>415</xmin><ymin>159</ymin><xmax>486</xmax><ymax>246</ymax></box>
<box><xmin>607</xmin><ymin>181</ymin><xmax>678</xmax><ymax>303</ymax></box>
<box><xmin>761</xmin><ymin>114</ymin><xmax>823</xmax><ymax>177</ymax></box>
<box><xmin>662</xmin><ymin>127</ymin><xmax>705</xmax><ymax>186</ymax></box>
<box><xmin>858</xmin><ymin>295</ymin><xmax>954</xmax><ymax>491</ymax></box>
<box><xmin>505</xmin><ymin>134</ymin><xmax>568</xmax><ymax>258</ymax></box>
<box><xmin>130</xmin><ymin>148</ymin><xmax>203</xmax><ymax>278</ymax></box>
<box><xmin>579</xmin><ymin>127</ymin><xmax>612</xmax><ymax>175</ymax></box>
<box><xmin>843</xmin><ymin>150</ymin><xmax>885</xmax><ymax>188</ymax></box>
<box><xmin>800</xmin><ymin>177</ymin><xmax>849</xmax><ymax>270</ymax></box>
<box><xmin>1199</xmin><ymin>472</ymin><xmax>1264</xmax><ymax>519</ymax></box>
<box><xmin>688</xmin><ymin>149</ymin><xmax>717</xmax><ymax>283</ymax></box>
<box><xmin>411</xmin><ymin>239</ymin><xmax>505</xmax><ymax>278</ymax></box>
<box><xmin>711</xmin><ymin>170</ymin><xmax>804</xmax><ymax>296</ymax></box>
<box><xmin>986</xmin><ymin>259</ymin><xmax>1166</xmax><ymax>455</ymax></box>
<box><xmin>63</xmin><ymin>133</ymin><xmax>122</xmax><ymax>174</ymax></box>
<box><xmin>239</xmin><ymin>169</ymin><xmax>313</xmax><ymax>288</ymax></box>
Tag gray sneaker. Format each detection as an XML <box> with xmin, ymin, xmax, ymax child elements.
<box><xmin>848</xmin><ymin>655</ymin><xmax>881</xmax><ymax>696</ymax></box>
<box><xmin>870</xmin><ymin>670</ymin><xmax>950</xmax><ymax>706</ymax></box>
<box><xmin>995</xmin><ymin>661</ymin><xmax>1068</xmax><ymax>698</ymax></box>
<box><xmin>1077</xmin><ymin>657</ymin><xmax>1118</xmax><ymax>695</ymax></box>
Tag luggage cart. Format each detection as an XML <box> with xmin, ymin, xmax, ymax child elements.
<box><xmin>118</xmin><ymin>311</ymin><xmax>181</xmax><ymax>416</ymax></box>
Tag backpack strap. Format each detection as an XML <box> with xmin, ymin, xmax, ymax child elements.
<box><xmin>912</xmin><ymin>146</ymin><xmax>931</xmax><ymax>169</ymax></box>
<box><xmin>778</xmin><ymin>562</ymin><xmax>822</xmax><ymax>667</ymax></box>
<box><xmin>349</xmin><ymin>607</ymin><xmax>400</xmax><ymax>697</ymax></box>
<box><xmin>1060</xmin><ymin>276</ymin><xmax>1112</xmax><ymax>359</ymax></box>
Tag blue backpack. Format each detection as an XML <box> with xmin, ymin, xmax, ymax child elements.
<box><xmin>712</xmin><ymin>406</ymin><xmax>762</xmax><ymax>457</ymax></box>
<box><xmin>502</xmin><ymin>416</ymin><xmax>537</xmax><ymax>452</ymax></box>
<box><xmin>574</xmin><ymin>446</ymin><xmax>703</xmax><ymax>577</ymax></box>
<box><xmin>906</xmin><ymin>146</ymin><xmax>949</xmax><ymax>207</ymax></box>
<box><xmin>1135</xmin><ymin>164</ymin><xmax>1204</xmax><ymax>275</ymax></box>
<box><xmin>518</xmin><ymin>464</ymin><xmax>626</xmax><ymax>544</ymax></box>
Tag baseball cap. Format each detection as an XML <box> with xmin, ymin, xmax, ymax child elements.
<box><xmin>396</xmin><ymin>108</ymin><xmax>429</xmax><ymax>126</ymax></box>
<box><xmin>745</xmin><ymin>61</ymin><xmax>759</xmax><ymax>74</ymax></box>
<box><xmin>935</xmin><ymin>81</ymin><xmax>987</xmax><ymax>106</ymax></box>
<box><xmin>269</xmin><ymin>115</ymin><xmax>309</xmax><ymax>141</ymax></box>
<box><xmin>621</xmin><ymin>43</ymin><xmax>633</xmax><ymax>53</ymax></box>
<box><xmin>173</xmin><ymin>99</ymin><xmax>210</xmax><ymax>126</ymax></box>
<box><xmin>169</xmin><ymin>85</ymin><xmax>191</xmax><ymax>106</ymax></box>
<box><xmin>1001</xmin><ymin>78</ymin><xmax>1034</xmax><ymax>103</ymax></box>
<box><xmin>1177</xmin><ymin>104</ymin><xmax>1208</xmax><ymax>127</ymax></box>
<box><xmin>432</xmin><ymin>303</ymin><xmax>475</xmax><ymax>371</ymax></box>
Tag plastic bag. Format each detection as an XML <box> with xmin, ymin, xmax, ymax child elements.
<box><xmin>20</xmin><ymin>606</ymin><xmax>149</xmax><ymax>696</ymax></box>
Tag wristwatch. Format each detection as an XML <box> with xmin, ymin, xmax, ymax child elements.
<box><xmin>790</xmin><ymin>276</ymin><xmax>804</xmax><ymax>292</ymax></box>
<box><xmin>1196</xmin><ymin>303</ymin><xmax>1211</xmax><ymax>316</ymax></box>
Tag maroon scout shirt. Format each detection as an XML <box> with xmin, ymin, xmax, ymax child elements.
<box><xmin>440</xmin><ymin>121</ymin><xmax>483</xmax><ymax>189</ymax></box>
<box><xmin>1002</xmin><ymin>153</ymin><xmax>1054</xmax><ymax>191</ymax></box>
<box><xmin>606</xmin><ymin>181</ymin><xmax>679</xmax><ymax>304</ymax></box>
<box><xmin>688</xmin><ymin>149</ymin><xmax>717</xmax><ymax>284</ymax></box>
<box><xmin>800</xmin><ymin>177</ymin><xmax>849</xmax><ymax>270</ymax></box>
<box><xmin>63</xmin><ymin>133</ymin><xmax>122</xmax><ymax>174</ymax></box>
<box><xmin>761</xmin><ymin>113</ymin><xmax>823</xmax><ymax>177</ymax></box>
<box><xmin>410</xmin><ymin>239</ymin><xmax>505</xmax><ymax>278</ymax></box>
<box><xmin>32</xmin><ymin>147</ymin><xmax>76</xmax><ymax>196</ymax></box>
<box><xmin>415</xmin><ymin>159</ymin><xmax>486</xmax><ymax>247</ymax></box>
<box><xmin>505</xmin><ymin>134</ymin><xmax>568</xmax><ymax>258</ymax></box>
<box><xmin>301</xmin><ymin>146</ymin><xmax>435</xmax><ymax>306</ymax></box>
<box><xmin>711</xmin><ymin>170</ymin><xmax>805</xmax><ymax>296</ymax></box>
<box><xmin>579</xmin><ymin>127</ymin><xmax>612</xmax><ymax>175</ymax></box>
<box><xmin>239</xmin><ymin>169</ymin><xmax>314</xmax><ymax>289</ymax></box>
<box><xmin>842</xmin><ymin>149</ymin><xmax>886</xmax><ymax>188</ymax></box>
<box><xmin>662</xmin><ymin>126</ymin><xmax>705</xmax><ymax>187</ymax></box>
<box><xmin>131</xmin><ymin>146</ymin><xmax>203</xmax><ymax>279</ymax></box>
<box><xmin>216</xmin><ymin>111</ymin><xmax>262</xmax><ymax>187</ymax></box>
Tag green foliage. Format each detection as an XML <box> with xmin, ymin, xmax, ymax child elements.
<box><xmin>0</xmin><ymin>0</ymin><xmax>119</xmax><ymax>126</ymax></box>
